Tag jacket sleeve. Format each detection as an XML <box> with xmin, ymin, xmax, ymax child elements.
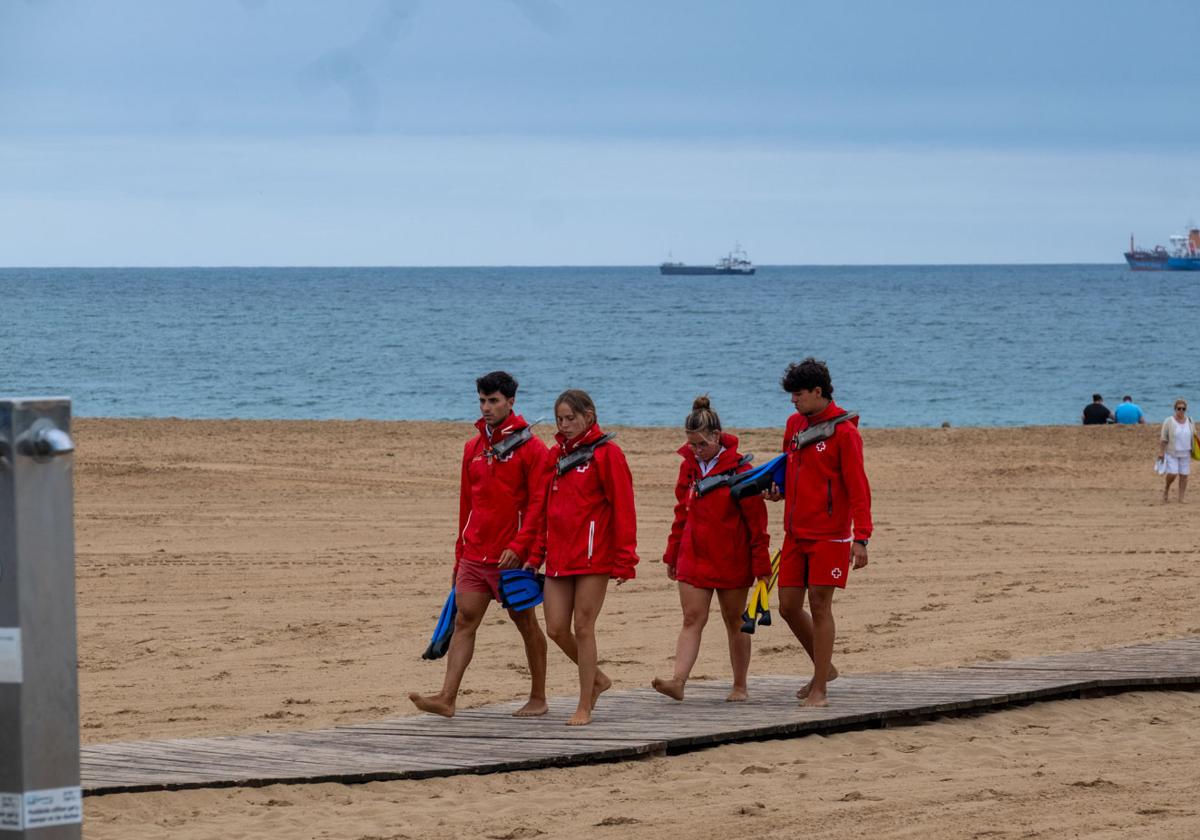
<box><xmin>736</xmin><ymin>481</ymin><xmax>772</xmax><ymax>578</ymax></box>
<box><xmin>454</xmin><ymin>442</ymin><xmax>472</xmax><ymax>568</ymax></box>
<box><xmin>662</xmin><ymin>462</ymin><xmax>690</xmax><ymax>566</ymax></box>
<box><xmin>838</xmin><ymin>426</ymin><xmax>873</xmax><ymax>541</ymax></box>
<box><xmin>506</xmin><ymin>439</ymin><xmax>553</xmax><ymax>563</ymax></box>
<box><xmin>598</xmin><ymin>444</ymin><xmax>640</xmax><ymax>580</ymax></box>
<box><xmin>527</xmin><ymin>446</ymin><xmax>555</xmax><ymax>571</ymax></box>
<box><xmin>1161</xmin><ymin>418</ymin><xmax>1172</xmax><ymax>444</ymax></box>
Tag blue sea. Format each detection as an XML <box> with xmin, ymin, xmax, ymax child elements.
<box><xmin>0</xmin><ymin>265</ymin><xmax>1193</xmax><ymax>429</ymax></box>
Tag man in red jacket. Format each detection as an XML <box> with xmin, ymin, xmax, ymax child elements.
<box><xmin>409</xmin><ymin>371</ymin><xmax>551</xmax><ymax>718</ymax></box>
<box><xmin>765</xmin><ymin>358</ymin><xmax>872</xmax><ymax>707</ymax></box>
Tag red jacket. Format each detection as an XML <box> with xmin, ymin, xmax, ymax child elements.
<box><xmin>663</xmin><ymin>433</ymin><xmax>771</xmax><ymax>589</ymax></box>
<box><xmin>539</xmin><ymin>423</ymin><xmax>639</xmax><ymax>580</ymax></box>
<box><xmin>456</xmin><ymin>414</ymin><xmax>551</xmax><ymax>567</ymax></box>
<box><xmin>781</xmin><ymin>401</ymin><xmax>873</xmax><ymax>542</ymax></box>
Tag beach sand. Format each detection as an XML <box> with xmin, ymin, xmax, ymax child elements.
<box><xmin>73</xmin><ymin>419</ymin><xmax>1199</xmax><ymax>839</ymax></box>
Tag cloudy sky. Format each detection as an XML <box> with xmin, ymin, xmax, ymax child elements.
<box><xmin>2</xmin><ymin>0</ymin><xmax>1197</xmax><ymax>265</ymax></box>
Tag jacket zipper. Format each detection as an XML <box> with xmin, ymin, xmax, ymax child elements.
<box><xmin>826</xmin><ymin>480</ymin><xmax>833</xmax><ymax>516</ymax></box>
<box><xmin>587</xmin><ymin>520</ymin><xmax>595</xmax><ymax>560</ymax></box>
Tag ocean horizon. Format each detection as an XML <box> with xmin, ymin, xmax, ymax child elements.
<box><xmin>2</xmin><ymin>264</ymin><xmax>1193</xmax><ymax>429</ymax></box>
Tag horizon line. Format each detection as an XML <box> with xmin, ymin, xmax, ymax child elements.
<box><xmin>0</xmin><ymin>262</ymin><xmax>1126</xmax><ymax>270</ymax></box>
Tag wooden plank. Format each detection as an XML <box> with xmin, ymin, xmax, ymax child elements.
<box><xmin>79</xmin><ymin>636</ymin><xmax>1200</xmax><ymax>796</ymax></box>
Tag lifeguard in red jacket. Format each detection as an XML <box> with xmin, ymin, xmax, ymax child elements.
<box><xmin>765</xmin><ymin>358</ymin><xmax>873</xmax><ymax>708</ymax></box>
<box><xmin>409</xmin><ymin>371</ymin><xmax>551</xmax><ymax>719</ymax></box>
<box><xmin>538</xmin><ymin>389</ymin><xmax>638</xmax><ymax>726</ymax></box>
<box><xmin>652</xmin><ymin>396</ymin><xmax>771</xmax><ymax>703</ymax></box>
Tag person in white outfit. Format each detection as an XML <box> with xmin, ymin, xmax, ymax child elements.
<box><xmin>1159</xmin><ymin>399</ymin><xmax>1196</xmax><ymax>503</ymax></box>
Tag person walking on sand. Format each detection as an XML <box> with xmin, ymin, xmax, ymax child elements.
<box><xmin>1158</xmin><ymin>398</ymin><xmax>1196</xmax><ymax>503</ymax></box>
<box><xmin>764</xmin><ymin>358</ymin><xmax>872</xmax><ymax>708</ymax></box>
<box><xmin>409</xmin><ymin>371</ymin><xmax>550</xmax><ymax>718</ymax></box>
<box><xmin>653</xmin><ymin>396</ymin><xmax>771</xmax><ymax>703</ymax></box>
<box><xmin>537</xmin><ymin>389</ymin><xmax>638</xmax><ymax>726</ymax></box>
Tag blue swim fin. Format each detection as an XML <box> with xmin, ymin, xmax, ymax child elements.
<box><xmin>729</xmin><ymin>453</ymin><xmax>787</xmax><ymax>501</ymax></box>
<box><xmin>421</xmin><ymin>589</ymin><xmax>457</xmax><ymax>660</ymax></box>
<box><xmin>499</xmin><ymin>568</ymin><xmax>545</xmax><ymax>612</ymax></box>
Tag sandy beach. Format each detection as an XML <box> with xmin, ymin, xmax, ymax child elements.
<box><xmin>73</xmin><ymin>418</ymin><xmax>1199</xmax><ymax>839</ymax></box>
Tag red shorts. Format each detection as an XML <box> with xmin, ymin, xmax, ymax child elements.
<box><xmin>454</xmin><ymin>559</ymin><xmax>502</xmax><ymax>601</ymax></box>
<box><xmin>780</xmin><ymin>537</ymin><xmax>852</xmax><ymax>589</ymax></box>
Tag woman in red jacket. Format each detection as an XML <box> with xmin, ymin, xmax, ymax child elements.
<box><xmin>540</xmin><ymin>389</ymin><xmax>639</xmax><ymax>726</ymax></box>
<box><xmin>652</xmin><ymin>396</ymin><xmax>771</xmax><ymax>702</ymax></box>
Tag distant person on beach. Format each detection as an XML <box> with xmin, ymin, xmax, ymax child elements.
<box><xmin>652</xmin><ymin>396</ymin><xmax>771</xmax><ymax>703</ymax></box>
<box><xmin>764</xmin><ymin>358</ymin><xmax>872</xmax><ymax>707</ymax></box>
<box><xmin>409</xmin><ymin>371</ymin><xmax>550</xmax><ymax>718</ymax></box>
<box><xmin>1158</xmin><ymin>399</ymin><xmax>1196</xmax><ymax>503</ymax></box>
<box><xmin>1082</xmin><ymin>394</ymin><xmax>1113</xmax><ymax>425</ymax></box>
<box><xmin>538</xmin><ymin>389</ymin><xmax>638</xmax><ymax>726</ymax></box>
<box><xmin>1113</xmin><ymin>395</ymin><xmax>1146</xmax><ymax>425</ymax></box>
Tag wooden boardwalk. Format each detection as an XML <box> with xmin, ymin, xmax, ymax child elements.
<box><xmin>81</xmin><ymin>637</ymin><xmax>1200</xmax><ymax>796</ymax></box>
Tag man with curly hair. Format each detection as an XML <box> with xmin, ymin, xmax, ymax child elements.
<box><xmin>764</xmin><ymin>358</ymin><xmax>872</xmax><ymax>707</ymax></box>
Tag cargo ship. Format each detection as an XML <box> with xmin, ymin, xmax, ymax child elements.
<box><xmin>660</xmin><ymin>244</ymin><xmax>755</xmax><ymax>275</ymax></box>
<box><xmin>1123</xmin><ymin>235</ymin><xmax>1169</xmax><ymax>270</ymax></box>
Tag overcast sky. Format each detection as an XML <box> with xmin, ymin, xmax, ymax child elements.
<box><xmin>2</xmin><ymin>0</ymin><xmax>1197</xmax><ymax>265</ymax></box>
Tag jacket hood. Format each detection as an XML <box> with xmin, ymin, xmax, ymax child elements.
<box><xmin>555</xmin><ymin>421</ymin><xmax>606</xmax><ymax>453</ymax></box>
<box><xmin>475</xmin><ymin>412</ymin><xmax>530</xmax><ymax>443</ymax></box>
<box><xmin>799</xmin><ymin>401</ymin><xmax>856</xmax><ymax>428</ymax></box>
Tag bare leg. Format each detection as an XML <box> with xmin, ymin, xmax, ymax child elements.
<box><xmin>508</xmin><ymin>606</ymin><xmax>548</xmax><ymax>716</ymax></box>
<box><xmin>408</xmin><ymin>590</ymin><xmax>490</xmax><ymax>717</ymax></box>
<box><xmin>1179</xmin><ymin>474</ymin><xmax>1188</xmax><ymax>502</ymax></box>
<box><xmin>652</xmin><ymin>582</ymin><xmax>712</xmax><ymax>701</ymax></box>
<box><xmin>804</xmin><ymin>586</ymin><xmax>837</xmax><ymax>707</ymax></box>
<box><xmin>1164</xmin><ymin>474</ymin><xmax>1175</xmax><ymax>503</ymax></box>
<box><xmin>778</xmin><ymin>586</ymin><xmax>838</xmax><ymax>699</ymax></box>
<box><xmin>565</xmin><ymin>575</ymin><xmax>610</xmax><ymax>725</ymax></box>
<box><xmin>716</xmin><ymin>587</ymin><xmax>751</xmax><ymax>701</ymax></box>
<box><xmin>544</xmin><ymin>576</ymin><xmax>611</xmax><ymax>724</ymax></box>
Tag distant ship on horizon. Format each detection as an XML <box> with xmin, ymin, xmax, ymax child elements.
<box><xmin>660</xmin><ymin>244</ymin><xmax>755</xmax><ymax>275</ymax></box>
<box><xmin>1124</xmin><ymin>227</ymin><xmax>1200</xmax><ymax>270</ymax></box>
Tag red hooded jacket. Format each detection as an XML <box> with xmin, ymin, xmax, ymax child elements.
<box><xmin>539</xmin><ymin>423</ymin><xmax>639</xmax><ymax>580</ymax></box>
<box><xmin>456</xmin><ymin>413</ymin><xmax>551</xmax><ymax>567</ymax></box>
<box><xmin>781</xmin><ymin>401</ymin><xmax>873</xmax><ymax>542</ymax></box>
<box><xmin>663</xmin><ymin>433</ymin><xmax>771</xmax><ymax>589</ymax></box>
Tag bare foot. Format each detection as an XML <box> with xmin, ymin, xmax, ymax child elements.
<box><xmin>512</xmin><ymin>698</ymin><xmax>548</xmax><ymax>717</ymax></box>
<box><xmin>802</xmin><ymin>688</ymin><xmax>829</xmax><ymax>708</ymax></box>
<box><xmin>652</xmin><ymin>677</ymin><xmax>685</xmax><ymax>701</ymax></box>
<box><xmin>409</xmin><ymin>692</ymin><xmax>455</xmax><ymax>718</ymax></box>
<box><xmin>591</xmin><ymin>672</ymin><xmax>613</xmax><ymax>709</ymax></box>
<box><xmin>797</xmin><ymin>665</ymin><xmax>839</xmax><ymax>699</ymax></box>
<box><xmin>725</xmin><ymin>686</ymin><xmax>749</xmax><ymax>702</ymax></box>
<box><xmin>566</xmin><ymin>707</ymin><xmax>593</xmax><ymax>726</ymax></box>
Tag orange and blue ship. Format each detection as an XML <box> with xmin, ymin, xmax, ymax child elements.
<box><xmin>1124</xmin><ymin>228</ymin><xmax>1200</xmax><ymax>270</ymax></box>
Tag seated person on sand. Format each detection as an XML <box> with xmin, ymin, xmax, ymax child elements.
<box><xmin>537</xmin><ymin>389</ymin><xmax>639</xmax><ymax>726</ymax></box>
<box><xmin>653</xmin><ymin>395</ymin><xmax>771</xmax><ymax>703</ymax></box>
<box><xmin>764</xmin><ymin>358</ymin><xmax>872</xmax><ymax>708</ymax></box>
<box><xmin>1113</xmin><ymin>395</ymin><xmax>1146</xmax><ymax>425</ymax></box>
<box><xmin>1081</xmin><ymin>393</ymin><xmax>1112</xmax><ymax>425</ymax></box>
<box><xmin>409</xmin><ymin>371</ymin><xmax>550</xmax><ymax>719</ymax></box>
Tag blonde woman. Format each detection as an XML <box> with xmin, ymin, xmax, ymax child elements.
<box><xmin>1159</xmin><ymin>399</ymin><xmax>1196</xmax><ymax>503</ymax></box>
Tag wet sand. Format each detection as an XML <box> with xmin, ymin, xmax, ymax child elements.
<box><xmin>72</xmin><ymin>419</ymin><xmax>1199</xmax><ymax>839</ymax></box>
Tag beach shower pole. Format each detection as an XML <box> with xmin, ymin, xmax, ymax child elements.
<box><xmin>0</xmin><ymin>398</ymin><xmax>82</xmax><ymax>838</ymax></box>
